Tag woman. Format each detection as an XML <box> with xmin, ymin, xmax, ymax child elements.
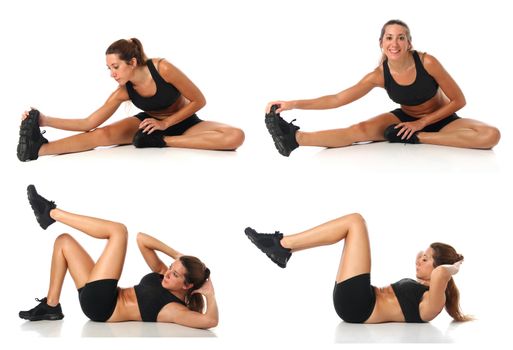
<box><xmin>19</xmin><ymin>185</ymin><xmax>218</xmax><ymax>329</ymax></box>
<box><xmin>265</xmin><ymin>19</ymin><xmax>500</xmax><ymax>156</ymax></box>
<box><xmin>245</xmin><ymin>213</ymin><xmax>471</xmax><ymax>323</ymax></box>
<box><xmin>17</xmin><ymin>38</ymin><xmax>244</xmax><ymax>161</ymax></box>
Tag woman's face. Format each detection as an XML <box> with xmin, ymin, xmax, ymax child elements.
<box><xmin>162</xmin><ymin>260</ymin><xmax>191</xmax><ymax>291</ymax></box>
<box><xmin>380</xmin><ymin>24</ymin><xmax>411</xmax><ymax>61</ymax></box>
<box><xmin>106</xmin><ymin>54</ymin><xmax>135</xmax><ymax>85</ymax></box>
<box><xmin>416</xmin><ymin>247</ymin><xmax>435</xmax><ymax>280</ymax></box>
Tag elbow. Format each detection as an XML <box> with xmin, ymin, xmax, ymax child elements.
<box><xmin>205</xmin><ymin>317</ymin><xmax>218</xmax><ymax>329</ymax></box>
<box><xmin>455</xmin><ymin>96</ymin><xmax>466</xmax><ymax>111</ymax></box>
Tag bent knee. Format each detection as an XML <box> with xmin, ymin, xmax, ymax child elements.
<box><xmin>346</xmin><ymin>213</ymin><xmax>366</xmax><ymax>226</ymax></box>
<box><xmin>112</xmin><ymin>223</ymin><xmax>128</xmax><ymax>240</ymax></box>
<box><xmin>480</xmin><ymin>126</ymin><xmax>501</xmax><ymax>149</ymax></box>
<box><xmin>222</xmin><ymin>127</ymin><xmax>245</xmax><ymax>150</ymax></box>
<box><xmin>54</xmin><ymin>233</ymin><xmax>74</xmax><ymax>247</ymax></box>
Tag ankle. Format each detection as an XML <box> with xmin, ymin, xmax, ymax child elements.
<box><xmin>295</xmin><ymin>131</ymin><xmax>304</xmax><ymax>146</ymax></box>
<box><xmin>46</xmin><ymin>298</ymin><xmax>60</xmax><ymax>307</ymax></box>
<box><xmin>280</xmin><ymin>237</ymin><xmax>292</xmax><ymax>250</ymax></box>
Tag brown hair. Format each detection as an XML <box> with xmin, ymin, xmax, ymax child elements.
<box><xmin>379</xmin><ymin>19</ymin><xmax>413</xmax><ymax>64</ymax></box>
<box><xmin>430</xmin><ymin>243</ymin><xmax>473</xmax><ymax>322</ymax></box>
<box><xmin>179</xmin><ymin>255</ymin><xmax>210</xmax><ymax>313</ymax></box>
<box><xmin>105</xmin><ymin>38</ymin><xmax>148</xmax><ymax>66</ymax></box>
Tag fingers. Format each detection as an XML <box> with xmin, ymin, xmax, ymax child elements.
<box><xmin>139</xmin><ymin>118</ymin><xmax>160</xmax><ymax>134</ymax></box>
<box><xmin>266</xmin><ymin>101</ymin><xmax>286</xmax><ymax>113</ymax></box>
<box><xmin>394</xmin><ymin>123</ymin><xmax>416</xmax><ymax>140</ymax></box>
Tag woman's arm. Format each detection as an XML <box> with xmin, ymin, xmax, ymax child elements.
<box><xmin>154</xmin><ymin>59</ymin><xmax>206</xmax><ymax>129</ymax></box>
<box><xmin>267</xmin><ymin>68</ymin><xmax>383</xmax><ymax>113</ymax></box>
<box><xmin>419</xmin><ymin>265</ymin><xmax>455</xmax><ymax>321</ymax></box>
<box><xmin>420</xmin><ymin>53</ymin><xmax>466</xmax><ymax>124</ymax></box>
<box><xmin>159</xmin><ymin>279</ymin><xmax>219</xmax><ymax>329</ymax></box>
<box><xmin>136</xmin><ymin>232</ymin><xmax>183</xmax><ymax>274</ymax></box>
<box><xmin>37</xmin><ymin>87</ymin><xmax>129</xmax><ymax>131</ymax></box>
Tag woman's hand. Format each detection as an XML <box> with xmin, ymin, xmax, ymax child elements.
<box><xmin>139</xmin><ymin>118</ymin><xmax>166</xmax><ymax>134</ymax></box>
<box><xmin>21</xmin><ymin>108</ymin><xmax>47</xmax><ymax>126</ymax></box>
<box><xmin>395</xmin><ymin>118</ymin><xmax>427</xmax><ymax>140</ymax></box>
<box><xmin>266</xmin><ymin>101</ymin><xmax>294</xmax><ymax>114</ymax></box>
<box><xmin>440</xmin><ymin>260</ymin><xmax>463</xmax><ymax>276</ymax></box>
<box><xmin>192</xmin><ymin>278</ymin><xmax>215</xmax><ymax>297</ymax></box>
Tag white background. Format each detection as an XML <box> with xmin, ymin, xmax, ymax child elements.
<box><xmin>1</xmin><ymin>0</ymin><xmax>512</xmax><ymax>349</ymax></box>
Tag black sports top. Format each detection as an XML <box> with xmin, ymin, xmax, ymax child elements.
<box><xmin>126</xmin><ymin>59</ymin><xmax>181</xmax><ymax>112</ymax></box>
<box><xmin>134</xmin><ymin>272</ymin><xmax>186</xmax><ymax>322</ymax></box>
<box><xmin>383</xmin><ymin>51</ymin><xmax>439</xmax><ymax>106</ymax></box>
<box><xmin>391</xmin><ymin>278</ymin><xmax>429</xmax><ymax>323</ymax></box>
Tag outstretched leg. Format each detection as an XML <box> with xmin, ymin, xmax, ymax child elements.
<box><xmin>164</xmin><ymin>121</ymin><xmax>245</xmax><ymax>150</ymax></box>
<box><xmin>38</xmin><ymin>117</ymin><xmax>140</xmax><ymax>156</ymax></box>
<box><xmin>297</xmin><ymin>113</ymin><xmax>400</xmax><ymax>148</ymax></box>
<box><xmin>418</xmin><ymin>118</ymin><xmax>500</xmax><ymax>149</ymax></box>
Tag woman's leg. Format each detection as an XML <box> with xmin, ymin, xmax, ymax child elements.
<box><xmin>163</xmin><ymin>121</ymin><xmax>245</xmax><ymax>150</ymax></box>
<box><xmin>246</xmin><ymin>213</ymin><xmax>371</xmax><ymax>282</ymax></box>
<box><xmin>297</xmin><ymin>113</ymin><xmax>400</xmax><ymax>148</ymax></box>
<box><xmin>38</xmin><ymin>117</ymin><xmax>140</xmax><ymax>156</ymax></box>
<box><xmin>49</xmin><ymin>209</ymin><xmax>128</xmax><ymax>282</ymax></box>
<box><xmin>46</xmin><ymin>233</ymin><xmax>94</xmax><ymax>306</ymax></box>
<box><xmin>418</xmin><ymin>118</ymin><xmax>501</xmax><ymax>149</ymax></box>
<box><xmin>280</xmin><ymin>213</ymin><xmax>371</xmax><ymax>283</ymax></box>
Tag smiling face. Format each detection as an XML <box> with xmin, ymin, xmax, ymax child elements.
<box><xmin>416</xmin><ymin>247</ymin><xmax>435</xmax><ymax>280</ymax></box>
<box><xmin>380</xmin><ymin>24</ymin><xmax>412</xmax><ymax>61</ymax></box>
<box><xmin>161</xmin><ymin>260</ymin><xmax>192</xmax><ymax>292</ymax></box>
<box><xmin>106</xmin><ymin>54</ymin><xmax>135</xmax><ymax>85</ymax></box>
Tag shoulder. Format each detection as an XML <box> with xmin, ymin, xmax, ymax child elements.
<box><xmin>418</xmin><ymin>51</ymin><xmax>444</xmax><ymax>72</ymax></box>
<box><xmin>152</xmin><ymin>58</ymin><xmax>180</xmax><ymax>79</ymax></box>
<box><xmin>107</xmin><ymin>86</ymin><xmax>130</xmax><ymax>103</ymax></box>
<box><xmin>363</xmin><ymin>66</ymin><xmax>385</xmax><ymax>87</ymax></box>
<box><xmin>157</xmin><ymin>299</ymin><xmax>189</xmax><ymax>322</ymax></box>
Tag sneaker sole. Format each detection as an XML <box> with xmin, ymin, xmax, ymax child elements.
<box><xmin>27</xmin><ymin>185</ymin><xmax>56</xmax><ymax>230</ymax></box>
<box><xmin>17</xmin><ymin>110</ymin><xmax>41</xmax><ymax>161</ymax></box>
<box><xmin>20</xmin><ymin>313</ymin><xmax>64</xmax><ymax>321</ymax></box>
<box><xmin>265</xmin><ymin>115</ymin><xmax>292</xmax><ymax>157</ymax></box>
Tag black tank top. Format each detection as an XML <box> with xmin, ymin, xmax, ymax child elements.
<box><xmin>383</xmin><ymin>51</ymin><xmax>439</xmax><ymax>106</ymax></box>
<box><xmin>134</xmin><ymin>272</ymin><xmax>186</xmax><ymax>322</ymax></box>
<box><xmin>391</xmin><ymin>278</ymin><xmax>429</xmax><ymax>323</ymax></box>
<box><xmin>126</xmin><ymin>59</ymin><xmax>181</xmax><ymax>112</ymax></box>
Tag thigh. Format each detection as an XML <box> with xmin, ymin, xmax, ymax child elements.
<box><xmin>182</xmin><ymin>120</ymin><xmax>237</xmax><ymax>136</ymax></box>
<box><xmin>100</xmin><ymin>117</ymin><xmax>141</xmax><ymax>144</ymax></box>
<box><xmin>59</xmin><ymin>234</ymin><xmax>95</xmax><ymax>289</ymax></box>
<box><xmin>336</xmin><ymin>215</ymin><xmax>372</xmax><ymax>283</ymax></box>
<box><xmin>438</xmin><ymin>117</ymin><xmax>494</xmax><ymax>133</ymax></box>
<box><xmin>353</xmin><ymin>112</ymin><xmax>401</xmax><ymax>141</ymax></box>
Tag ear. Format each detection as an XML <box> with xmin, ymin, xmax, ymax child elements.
<box><xmin>183</xmin><ymin>282</ymin><xmax>194</xmax><ymax>291</ymax></box>
<box><xmin>129</xmin><ymin>57</ymin><xmax>138</xmax><ymax>67</ymax></box>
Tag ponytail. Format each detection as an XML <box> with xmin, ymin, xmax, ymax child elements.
<box><xmin>105</xmin><ymin>38</ymin><xmax>148</xmax><ymax>66</ymax></box>
<box><xmin>180</xmin><ymin>256</ymin><xmax>210</xmax><ymax>313</ymax></box>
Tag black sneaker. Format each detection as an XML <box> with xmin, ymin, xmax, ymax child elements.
<box><xmin>265</xmin><ymin>104</ymin><xmax>300</xmax><ymax>157</ymax></box>
<box><xmin>19</xmin><ymin>297</ymin><xmax>64</xmax><ymax>321</ymax></box>
<box><xmin>384</xmin><ymin>124</ymin><xmax>420</xmax><ymax>144</ymax></box>
<box><xmin>133</xmin><ymin>129</ymin><xmax>166</xmax><ymax>148</ymax></box>
<box><xmin>244</xmin><ymin>227</ymin><xmax>291</xmax><ymax>268</ymax></box>
<box><xmin>27</xmin><ymin>185</ymin><xmax>56</xmax><ymax>230</ymax></box>
<box><xmin>17</xmin><ymin>109</ymin><xmax>48</xmax><ymax>161</ymax></box>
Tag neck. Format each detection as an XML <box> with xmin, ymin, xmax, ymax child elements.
<box><xmin>130</xmin><ymin>66</ymin><xmax>150</xmax><ymax>86</ymax></box>
<box><xmin>387</xmin><ymin>51</ymin><xmax>414</xmax><ymax>72</ymax></box>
